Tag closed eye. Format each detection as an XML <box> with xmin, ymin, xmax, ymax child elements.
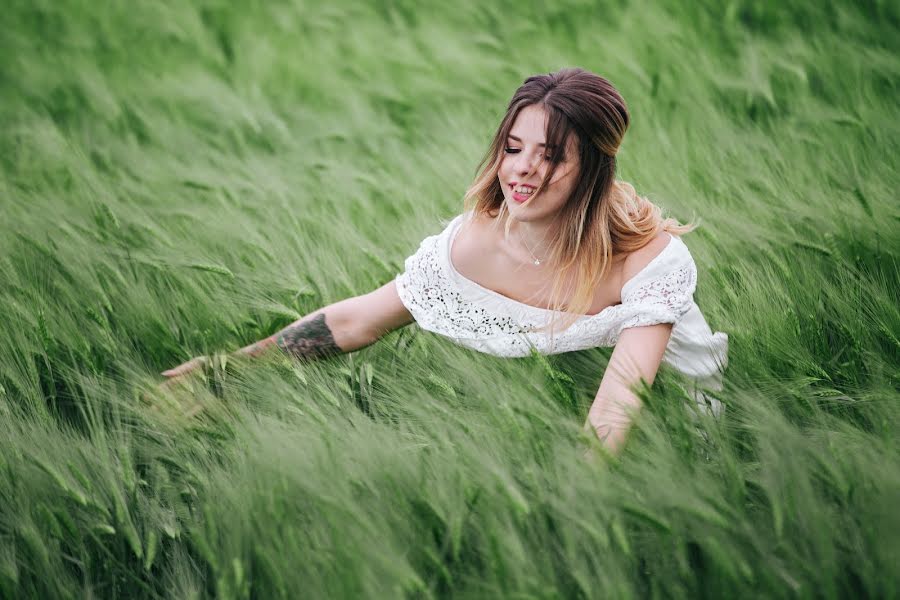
<box><xmin>504</xmin><ymin>147</ymin><xmax>557</xmax><ymax>161</ymax></box>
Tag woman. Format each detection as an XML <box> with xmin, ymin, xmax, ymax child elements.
<box><xmin>162</xmin><ymin>68</ymin><xmax>728</xmax><ymax>455</ymax></box>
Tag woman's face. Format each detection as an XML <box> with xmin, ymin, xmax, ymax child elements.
<box><xmin>497</xmin><ymin>104</ymin><xmax>580</xmax><ymax>224</ymax></box>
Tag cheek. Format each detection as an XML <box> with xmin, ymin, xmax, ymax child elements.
<box><xmin>550</xmin><ymin>165</ymin><xmax>576</xmax><ymax>188</ymax></box>
<box><xmin>545</xmin><ymin>169</ymin><xmax>566</xmax><ymax>190</ymax></box>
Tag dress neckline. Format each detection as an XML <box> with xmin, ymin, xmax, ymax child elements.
<box><xmin>445</xmin><ymin>213</ymin><xmax>676</xmax><ymax>319</ymax></box>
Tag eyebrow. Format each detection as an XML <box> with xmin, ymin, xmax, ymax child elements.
<box><xmin>507</xmin><ymin>134</ymin><xmax>555</xmax><ymax>148</ymax></box>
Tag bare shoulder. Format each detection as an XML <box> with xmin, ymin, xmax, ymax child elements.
<box><xmin>621</xmin><ymin>231</ymin><xmax>672</xmax><ymax>282</ymax></box>
<box><xmin>450</xmin><ymin>211</ymin><xmax>502</xmax><ymax>281</ymax></box>
<box><xmin>452</xmin><ymin>212</ymin><xmax>496</xmax><ymax>264</ymax></box>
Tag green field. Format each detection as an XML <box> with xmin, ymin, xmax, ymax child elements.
<box><xmin>1</xmin><ymin>1</ymin><xmax>898</xmax><ymax>598</ymax></box>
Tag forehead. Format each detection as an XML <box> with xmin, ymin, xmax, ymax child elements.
<box><xmin>508</xmin><ymin>105</ymin><xmax>548</xmax><ymax>139</ymax></box>
<box><xmin>507</xmin><ymin>104</ymin><xmax>577</xmax><ymax>154</ymax></box>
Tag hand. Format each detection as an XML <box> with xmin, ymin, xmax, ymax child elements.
<box><xmin>155</xmin><ymin>354</ymin><xmax>228</xmax><ymax>417</ymax></box>
<box><xmin>155</xmin><ymin>353</ymin><xmax>238</xmax><ymax>418</ymax></box>
<box><xmin>581</xmin><ymin>444</ymin><xmax>618</xmax><ymax>468</ymax></box>
<box><xmin>161</xmin><ymin>356</ymin><xmax>209</xmax><ymax>381</ymax></box>
<box><xmin>580</xmin><ymin>421</ymin><xmax>620</xmax><ymax>468</ymax></box>
<box><xmin>140</xmin><ymin>356</ymin><xmax>210</xmax><ymax>417</ymax></box>
<box><xmin>160</xmin><ymin>353</ymin><xmax>234</xmax><ymax>391</ymax></box>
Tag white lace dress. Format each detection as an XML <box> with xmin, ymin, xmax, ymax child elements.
<box><xmin>395</xmin><ymin>213</ymin><xmax>728</xmax><ymax>407</ymax></box>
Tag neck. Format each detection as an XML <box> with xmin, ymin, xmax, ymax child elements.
<box><xmin>504</xmin><ymin>212</ymin><xmax>559</xmax><ymax>264</ymax></box>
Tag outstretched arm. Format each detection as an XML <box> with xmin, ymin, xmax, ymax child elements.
<box><xmin>584</xmin><ymin>323</ymin><xmax>673</xmax><ymax>455</ymax></box>
<box><xmin>225</xmin><ymin>310</ymin><xmax>360</xmax><ymax>363</ymax></box>
<box><xmin>162</xmin><ymin>280</ymin><xmax>413</xmax><ymax>378</ymax></box>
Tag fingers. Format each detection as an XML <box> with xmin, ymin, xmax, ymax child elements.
<box><xmin>146</xmin><ymin>360</ymin><xmax>209</xmax><ymax>417</ymax></box>
<box><xmin>157</xmin><ymin>357</ymin><xmax>208</xmax><ymax>396</ymax></box>
<box><xmin>161</xmin><ymin>356</ymin><xmax>208</xmax><ymax>378</ymax></box>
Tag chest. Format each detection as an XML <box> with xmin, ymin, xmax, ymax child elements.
<box><xmin>450</xmin><ymin>220</ymin><xmax>626</xmax><ymax>316</ymax></box>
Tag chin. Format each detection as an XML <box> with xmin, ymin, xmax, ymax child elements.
<box><xmin>504</xmin><ymin>193</ymin><xmax>528</xmax><ymax>209</ymax></box>
<box><xmin>509</xmin><ymin>210</ymin><xmax>546</xmax><ymax>225</ymax></box>
<box><xmin>504</xmin><ymin>197</ymin><xmax>530</xmax><ymax>219</ymax></box>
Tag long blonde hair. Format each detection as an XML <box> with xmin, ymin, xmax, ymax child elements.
<box><xmin>463</xmin><ymin>68</ymin><xmax>692</xmax><ymax>333</ymax></box>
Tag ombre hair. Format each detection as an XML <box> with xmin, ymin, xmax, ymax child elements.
<box><xmin>463</xmin><ymin>67</ymin><xmax>693</xmax><ymax>333</ymax></box>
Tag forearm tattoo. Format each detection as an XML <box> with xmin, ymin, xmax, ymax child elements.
<box><xmin>274</xmin><ymin>313</ymin><xmax>342</xmax><ymax>360</ymax></box>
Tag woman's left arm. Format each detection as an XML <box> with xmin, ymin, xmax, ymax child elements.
<box><xmin>584</xmin><ymin>323</ymin><xmax>673</xmax><ymax>454</ymax></box>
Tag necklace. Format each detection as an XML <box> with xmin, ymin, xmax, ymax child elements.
<box><xmin>520</xmin><ymin>236</ymin><xmax>544</xmax><ymax>266</ymax></box>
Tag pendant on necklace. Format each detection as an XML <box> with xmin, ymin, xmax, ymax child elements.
<box><xmin>533</xmin><ymin>259</ymin><xmax>541</xmax><ymax>266</ymax></box>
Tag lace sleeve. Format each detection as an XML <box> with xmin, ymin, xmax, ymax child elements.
<box><xmin>619</xmin><ymin>250</ymin><xmax>698</xmax><ymax>330</ymax></box>
<box><xmin>393</xmin><ymin>215</ymin><xmax>533</xmax><ymax>344</ymax></box>
<box><xmin>394</xmin><ymin>234</ymin><xmax>440</xmax><ymax>323</ymax></box>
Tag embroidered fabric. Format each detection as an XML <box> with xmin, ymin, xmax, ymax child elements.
<box><xmin>395</xmin><ymin>213</ymin><xmax>728</xmax><ymax>408</ymax></box>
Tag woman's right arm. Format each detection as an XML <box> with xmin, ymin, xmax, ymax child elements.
<box><xmin>161</xmin><ymin>281</ymin><xmax>413</xmax><ymax>378</ymax></box>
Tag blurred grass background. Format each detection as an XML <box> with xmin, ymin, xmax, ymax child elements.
<box><xmin>1</xmin><ymin>0</ymin><xmax>899</xmax><ymax>597</ymax></box>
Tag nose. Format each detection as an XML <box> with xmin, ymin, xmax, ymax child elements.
<box><xmin>513</xmin><ymin>151</ymin><xmax>540</xmax><ymax>177</ymax></box>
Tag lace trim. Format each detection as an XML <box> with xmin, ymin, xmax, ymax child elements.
<box><xmin>396</xmin><ymin>234</ymin><xmax>534</xmax><ymax>340</ymax></box>
<box><xmin>622</xmin><ymin>263</ymin><xmax>697</xmax><ymax>321</ymax></box>
<box><xmin>396</xmin><ymin>220</ymin><xmax>698</xmax><ymax>354</ymax></box>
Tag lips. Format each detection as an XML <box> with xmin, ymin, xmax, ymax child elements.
<box><xmin>509</xmin><ymin>182</ymin><xmax>537</xmax><ymax>204</ymax></box>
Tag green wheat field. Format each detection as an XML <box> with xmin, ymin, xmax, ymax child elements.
<box><xmin>1</xmin><ymin>1</ymin><xmax>898</xmax><ymax>598</ymax></box>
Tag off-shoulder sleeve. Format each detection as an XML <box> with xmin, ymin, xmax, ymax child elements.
<box><xmin>395</xmin><ymin>232</ymin><xmax>442</xmax><ymax>325</ymax></box>
<box><xmin>618</xmin><ymin>236</ymin><xmax>698</xmax><ymax>330</ymax></box>
<box><xmin>394</xmin><ymin>213</ymin><xmax>533</xmax><ymax>347</ymax></box>
<box><xmin>394</xmin><ymin>214</ymin><xmax>468</xmax><ymax>334</ymax></box>
<box><xmin>611</xmin><ymin>236</ymin><xmax>728</xmax><ymax>416</ymax></box>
